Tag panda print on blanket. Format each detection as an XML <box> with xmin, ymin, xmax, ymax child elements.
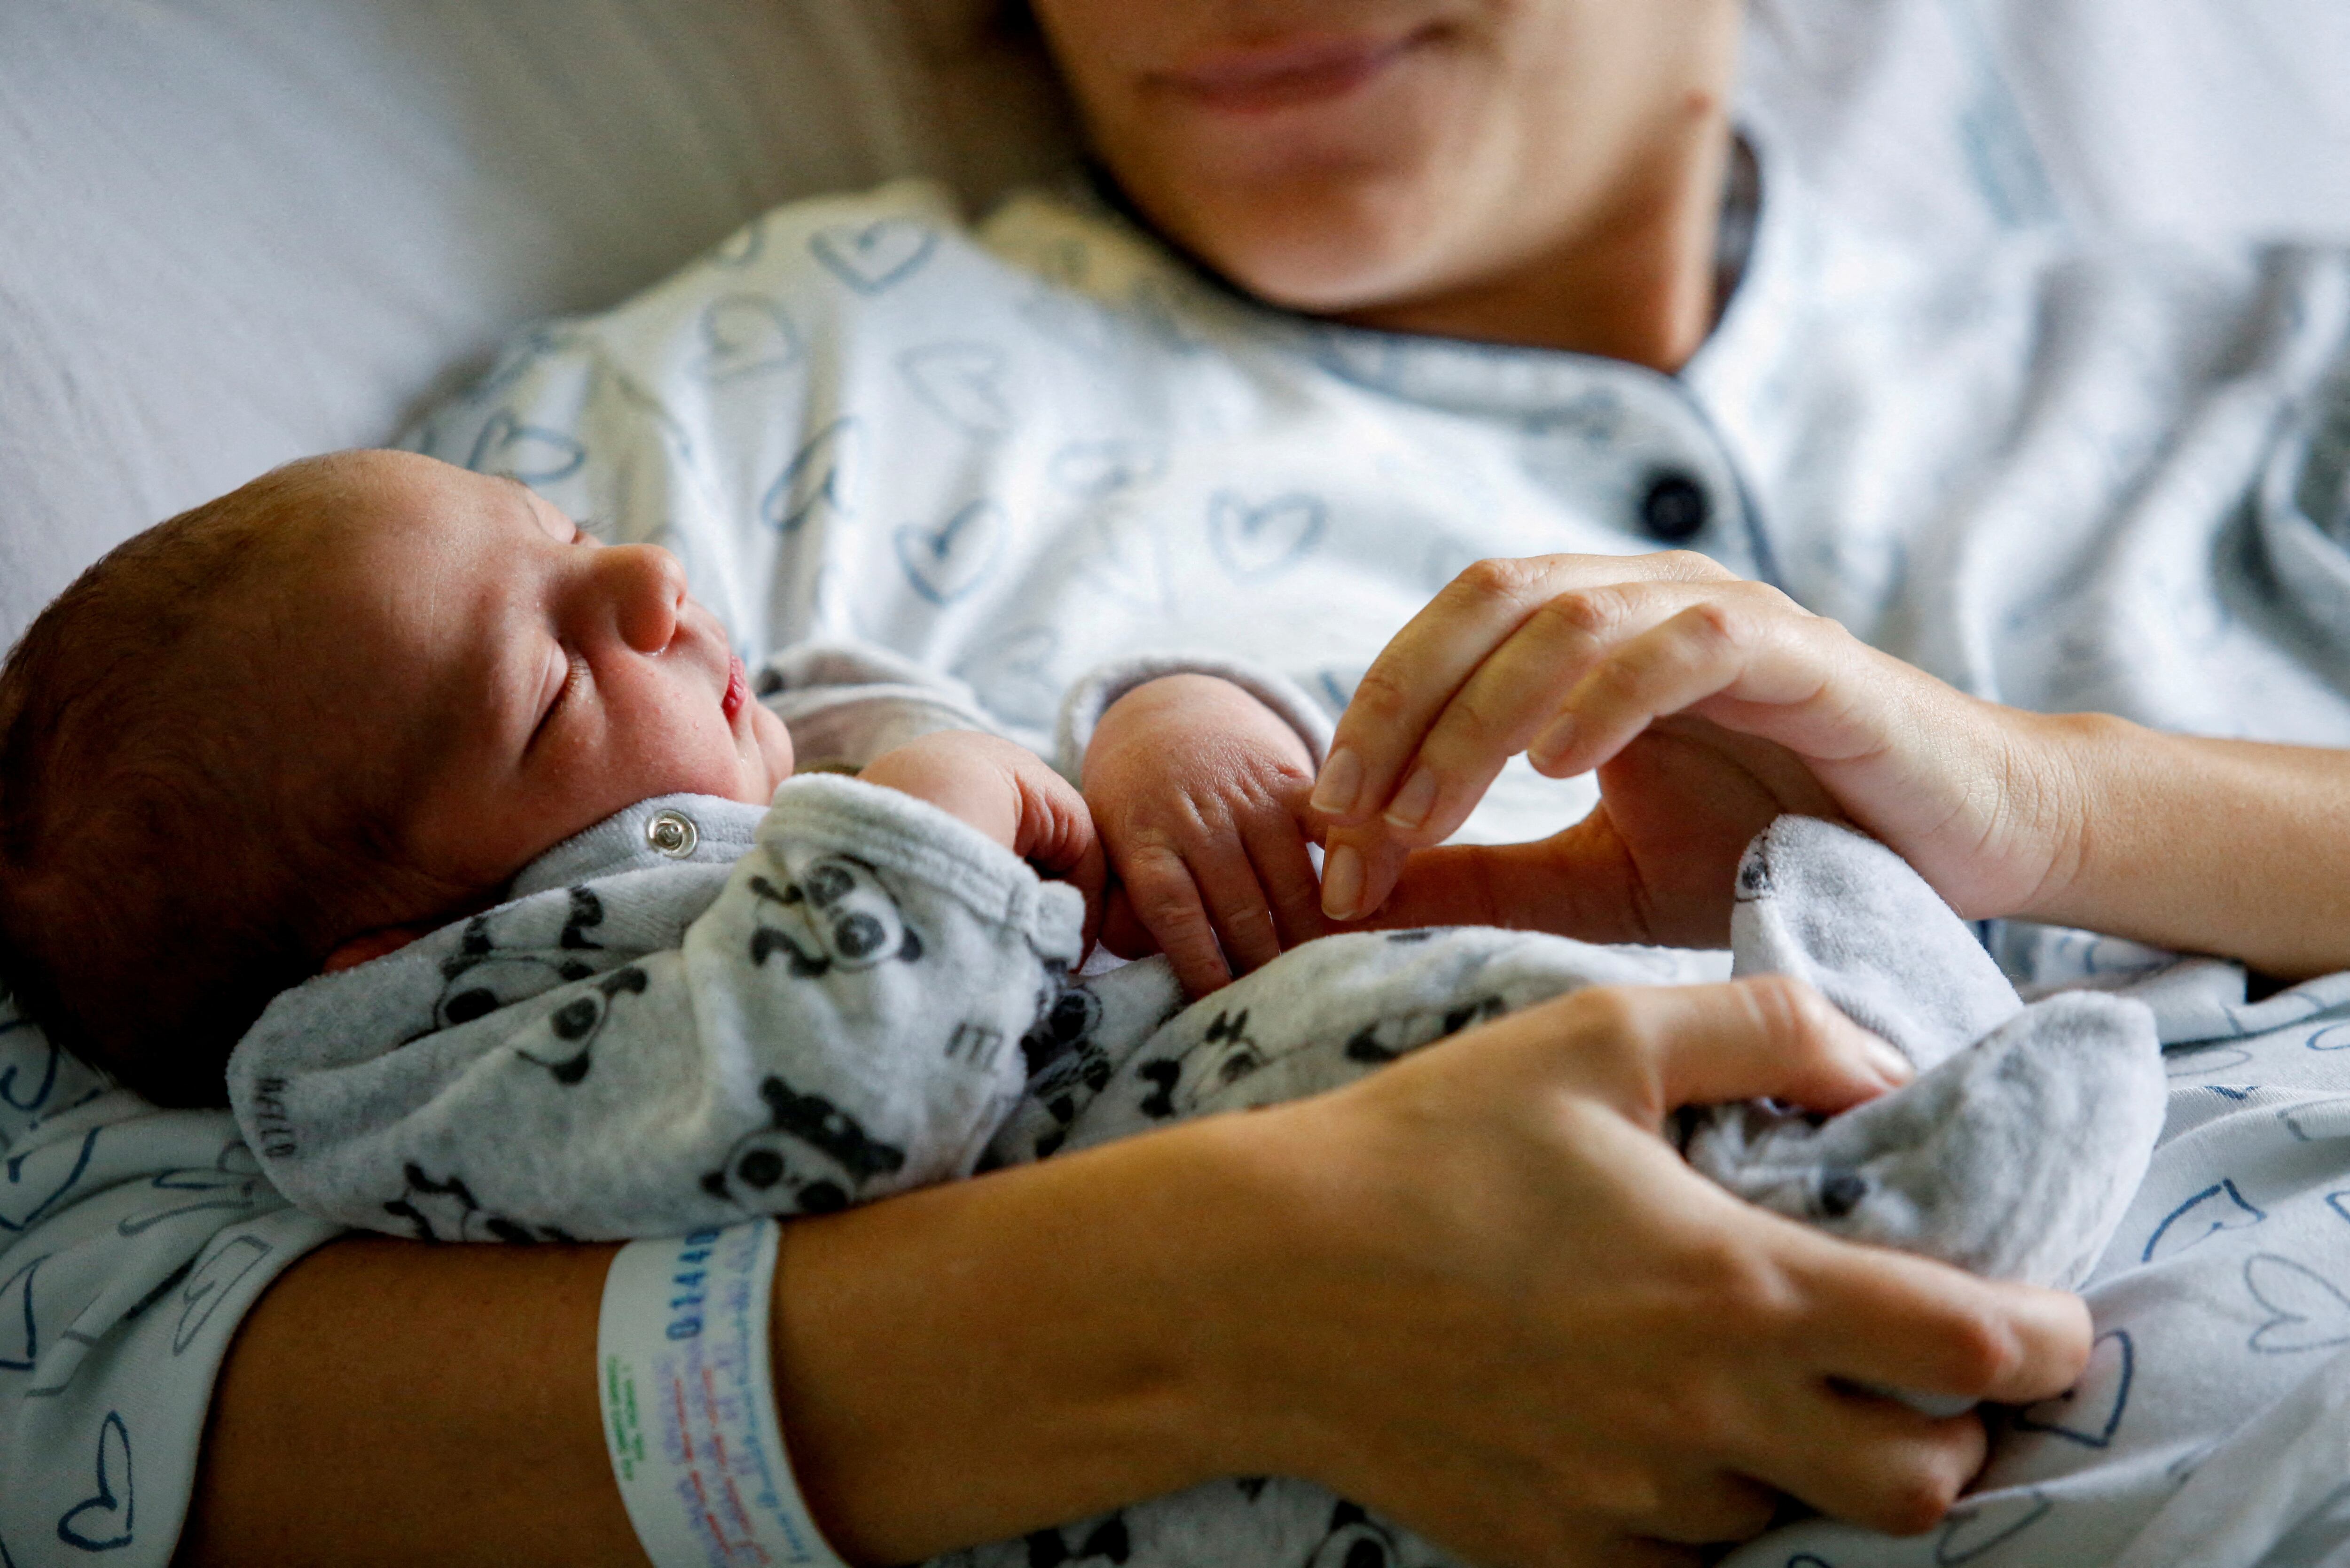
<box><xmin>702</xmin><ymin>1072</ymin><xmax>909</xmax><ymax>1215</ymax></box>
<box><xmin>747</xmin><ymin>854</ymin><xmax>924</xmax><ymax>976</ymax></box>
<box><xmin>430</xmin><ymin>885</ymin><xmax>610</xmax><ymax>1029</ymax></box>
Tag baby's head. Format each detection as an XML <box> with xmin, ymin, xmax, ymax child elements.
<box><xmin>0</xmin><ymin>450</ymin><xmax>792</xmax><ymax>1107</ymax></box>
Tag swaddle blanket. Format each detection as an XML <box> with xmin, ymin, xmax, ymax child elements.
<box><xmin>227</xmin><ymin>795</ymin><xmax>2161</xmax><ymax>1568</ymax></box>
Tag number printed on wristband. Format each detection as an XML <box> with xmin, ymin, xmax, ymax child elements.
<box><xmin>599</xmin><ymin>1220</ymin><xmax>845</xmax><ymax>1567</ymax></box>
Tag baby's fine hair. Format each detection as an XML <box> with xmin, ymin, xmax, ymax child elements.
<box><xmin>0</xmin><ymin>458</ymin><xmax>428</xmax><ymax>1108</ymax></box>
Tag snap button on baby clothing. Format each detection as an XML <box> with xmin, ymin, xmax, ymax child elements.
<box><xmin>646</xmin><ymin>810</ymin><xmax>699</xmax><ymax>858</ymax></box>
<box><xmin>1639</xmin><ymin>470</ymin><xmax>1710</xmax><ymax>542</ymax></box>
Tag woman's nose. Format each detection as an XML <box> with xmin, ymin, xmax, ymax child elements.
<box><xmin>589</xmin><ymin>542</ymin><xmax>688</xmax><ymax>655</ymax></box>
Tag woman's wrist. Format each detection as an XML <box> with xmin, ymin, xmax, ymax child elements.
<box><xmin>2008</xmin><ymin>712</ymin><xmax>2350</xmax><ymax>976</ymax></box>
<box><xmin>766</xmin><ymin>1112</ymin><xmax>1283</xmax><ymax>1563</ymax></box>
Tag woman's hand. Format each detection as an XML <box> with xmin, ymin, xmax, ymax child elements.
<box><xmin>862</xmin><ymin>731</ymin><xmax>1107</xmax><ymax>936</ymax></box>
<box><xmin>773</xmin><ymin>973</ymin><xmax>2088</xmax><ymax>1568</ymax></box>
<box><xmin>1082</xmin><ymin>674</ymin><xmax>1328</xmax><ymax>994</ymax></box>
<box><xmin>1191</xmin><ymin>976</ymin><xmax>2089</xmax><ymax>1566</ymax></box>
<box><xmin>1310</xmin><ymin>552</ymin><xmax>2077</xmax><ymax>936</ymax></box>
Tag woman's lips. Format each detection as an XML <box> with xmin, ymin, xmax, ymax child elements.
<box><xmin>722</xmin><ymin>655</ymin><xmax>748</xmax><ymax>722</ymax></box>
<box><xmin>1153</xmin><ymin>31</ymin><xmax>1432</xmax><ymax>112</ymax></box>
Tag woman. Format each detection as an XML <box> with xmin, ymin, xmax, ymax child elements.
<box><xmin>26</xmin><ymin>1</ymin><xmax>2346</xmax><ymax>1564</ymax></box>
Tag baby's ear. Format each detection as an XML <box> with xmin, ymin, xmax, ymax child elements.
<box><xmin>322</xmin><ymin>926</ymin><xmax>430</xmax><ymax>974</ymax></box>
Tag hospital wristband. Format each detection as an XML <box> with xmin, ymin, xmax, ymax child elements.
<box><xmin>598</xmin><ymin>1219</ymin><xmax>850</xmax><ymax>1568</ymax></box>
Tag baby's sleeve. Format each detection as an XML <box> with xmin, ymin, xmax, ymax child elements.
<box><xmin>228</xmin><ymin>776</ymin><xmax>1085</xmax><ymax>1242</ymax></box>
<box><xmin>1054</xmin><ymin>652</ymin><xmax>1336</xmax><ymax>782</ymax></box>
<box><xmin>754</xmin><ymin>639</ymin><xmax>1008</xmax><ymax>773</ymax></box>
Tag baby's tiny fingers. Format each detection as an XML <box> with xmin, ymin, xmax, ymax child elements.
<box><xmin>1123</xmin><ymin>854</ymin><xmax>1234</xmax><ymax>996</ymax></box>
<box><xmin>1193</xmin><ymin>850</ymin><xmax>1284</xmax><ymax>975</ymax></box>
<box><xmin>1246</xmin><ymin>813</ymin><xmax>1329</xmax><ymax>951</ymax></box>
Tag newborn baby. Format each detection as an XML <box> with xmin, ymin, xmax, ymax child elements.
<box><xmin>0</xmin><ymin>449</ymin><xmax>2164</xmax><ymax>1568</ymax></box>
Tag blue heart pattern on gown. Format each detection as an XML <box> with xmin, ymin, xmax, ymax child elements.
<box><xmin>55</xmin><ymin>1411</ymin><xmax>133</xmax><ymax>1552</ymax></box>
<box><xmin>1048</xmin><ymin>438</ymin><xmax>1166</xmax><ymax>498</ymax></box>
<box><xmin>693</xmin><ymin>295</ymin><xmax>801</xmax><ymax>382</ymax></box>
<box><xmin>172</xmin><ymin>1234</ymin><xmax>272</xmax><ymax>1355</ymax></box>
<box><xmin>0</xmin><ymin>1012</ymin><xmax>59</xmax><ymax>1113</ymax></box>
<box><xmin>1207</xmin><ymin>491</ymin><xmax>1326</xmax><ymax>579</ymax></box>
<box><xmin>0</xmin><ymin>1253</ymin><xmax>36</xmax><ymax>1370</ymax></box>
<box><xmin>2141</xmin><ymin>1179</ymin><xmax>2266</xmax><ymax>1263</ymax></box>
<box><xmin>955</xmin><ymin>626</ymin><xmax>1061</xmax><ymax>728</ymax></box>
<box><xmin>811</xmin><ymin>218</ymin><xmax>938</xmax><ymax>294</ymax></box>
<box><xmin>1935</xmin><ymin>1489</ymin><xmax>2052</xmax><ymax>1565</ymax></box>
<box><xmin>764</xmin><ymin>418</ymin><xmax>861</xmax><ymax>533</ymax></box>
<box><xmin>710</xmin><ymin>220</ymin><xmax>765</xmax><ymax>268</ymax></box>
<box><xmin>899</xmin><ymin>344</ymin><xmax>1013</xmax><ymax>438</ymax></box>
<box><xmin>2246</xmin><ymin>1253</ymin><xmax>2350</xmax><ymax>1352</ymax></box>
<box><xmin>894</xmin><ymin>501</ymin><xmax>1005</xmax><ymax>606</ymax></box>
<box><xmin>2015</xmin><ymin>1329</ymin><xmax>2133</xmax><ymax>1447</ymax></box>
<box><xmin>1074</xmin><ymin>521</ymin><xmax>1173</xmax><ymax>616</ymax></box>
<box><xmin>3</xmin><ymin>1127</ymin><xmax>99</xmax><ymax>1233</ymax></box>
<box><xmin>466</xmin><ymin>411</ymin><xmax>586</xmax><ymax>486</ymax></box>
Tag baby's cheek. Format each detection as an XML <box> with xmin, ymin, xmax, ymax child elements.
<box><xmin>752</xmin><ymin>705</ymin><xmax>796</xmax><ymax>799</ymax></box>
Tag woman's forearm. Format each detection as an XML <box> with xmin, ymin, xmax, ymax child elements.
<box><xmin>2026</xmin><ymin>714</ymin><xmax>2350</xmax><ymax>978</ymax></box>
<box><xmin>175</xmin><ymin>1123</ymin><xmax>1258</xmax><ymax>1568</ymax></box>
<box><xmin>771</xmin><ymin>1117</ymin><xmax>1258</xmax><ymax>1563</ymax></box>
<box><xmin>176</xmin><ymin>1235</ymin><xmax>641</xmax><ymax>1565</ymax></box>
<box><xmin>178</xmin><ymin>983</ymin><xmax>2088</xmax><ymax>1568</ymax></box>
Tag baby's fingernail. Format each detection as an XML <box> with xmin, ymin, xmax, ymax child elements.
<box><xmin>1864</xmin><ymin>1036</ymin><xmax>1914</xmax><ymax>1085</ymax></box>
<box><xmin>1383</xmin><ymin>766</ymin><xmax>1438</xmax><ymax>832</ymax></box>
<box><xmin>1322</xmin><ymin>844</ymin><xmax>1364</xmax><ymax>921</ymax></box>
<box><xmin>1311</xmin><ymin>748</ymin><xmax>1364</xmax><ymax>817</ymax></box>
<box><xmin>1530</xmin><ymin>713</ymin><xmax>1576</xmax><ymax>768</ymax></box>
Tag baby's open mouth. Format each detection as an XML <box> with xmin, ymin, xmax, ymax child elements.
<box><xmin>722</xmin><ymin>655</ymin><xmax>748</xmax><ymax>721</ymax></box>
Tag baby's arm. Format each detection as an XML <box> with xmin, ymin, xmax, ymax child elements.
<box><xmin>859</xmin><ymin>730</ymin><xmax>1104</xmax><ymax>936</ymax></box>
<box><xmin>228</xmin><ymin>776</ymin><xmax>1087</xmax><ymax>1240</ymax></box>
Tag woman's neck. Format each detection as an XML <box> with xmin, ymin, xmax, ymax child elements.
<box><xmin>1335</xmin><ymin>104</ymin><xmax>1739</xmax><ymax>374</ymax></box>
<box><xmin>1337</xmin><ymin>91</ymin><xmax>1738</xmax><ymax>374</ymax></box>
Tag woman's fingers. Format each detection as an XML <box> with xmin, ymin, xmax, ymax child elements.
<box><xmin>1245</xmin><ymin>808</ymin><xmax>1330</xmax><ymax>952</ymax></box>
<box><xmin>1740</xmin><ymin>1379</ymin><xmax>1989</xmax><ymax>1536</ymax></box>
<box><xmin>1312</xmin><ymin>552</ymin><xmax>1734</xmax><ymax>827</ymax></box>
<box><xmin>1543</xmin><ymin>976</ymin><xmax>1913</xmax><ymax>1118</ymax></box>
<box><xmin>1319</xmin><ymin>825</ymin><xmax>1414</xmax><ymax>923</ymax></box>
<box><xmin>1782</xmin><ymin>1239</ymin><xmax>2094</xmax><ymax>1405</ymax></box>
<box><xmin>1632</xmin><ymin>1473</ymin><xmax>1783</xmax><ymax>1545</ymax></box>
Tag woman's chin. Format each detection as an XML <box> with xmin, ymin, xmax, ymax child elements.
<box><xmin>1178</xmin><ymin>206</ymin><xmax>1456</xmax><ymax>319</ymax></box>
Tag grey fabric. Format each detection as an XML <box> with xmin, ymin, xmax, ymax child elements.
<box><xmin>1690</xmin><ymin>817</ymin><xmax>2166</xmax><ymax>1290</ymax></box>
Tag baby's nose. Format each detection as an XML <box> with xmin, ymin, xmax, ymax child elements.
<box><xmin>601</xmin><ymin>543</ymin><xmax>688</xmax><ymax>654</ymax></box>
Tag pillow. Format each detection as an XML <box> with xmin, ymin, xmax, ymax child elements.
<box><xmin>8</xmin><ymin>0</ymin><xmax>2347</xmax><ymax>644</ymax></box>
<box><xmin>0</xmin><ymin>0</ymin><xmax>1075</xmax><ymax>644</ymax></box>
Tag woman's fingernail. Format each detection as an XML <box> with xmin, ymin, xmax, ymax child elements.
<box><xmin>1864</xmin><ymin>1037</ymin><xmax>1914</xmax><ymax>1085</ymax></box>
<box><xmin>1530</xmin><ymin>713</ymin><xmax>1576</xmax><ymax>768</ymax></box>
<box><xmin>1311</xmin><ymin>748</ymin><xmax>1364</xmax><ymax>817</ymax></box>
<box><xmin>1322</xmin><ymin>844</ymin><xmax>1364</xmax><ymax>921</ymax></box>
<box><xmin>1383</xmin><ymin>766</ymin><xmax>1438</xmax><ymax>832</ymax></box>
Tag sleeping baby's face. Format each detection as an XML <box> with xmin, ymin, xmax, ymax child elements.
<box><xmin>278</xmin><ymin>452</ymin><xmax>792</xmax><ymax>945</ymax></box>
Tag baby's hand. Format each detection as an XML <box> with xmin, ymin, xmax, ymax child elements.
<box><xmin>860</xmin><ymin>732</ymin><xmax>1106</xmax><ymax>938</ymax></box>
<box><xmin>1083</xmin><ymin>674</ymin><xmax>1328</xmax><ymax>996</ymax></box>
